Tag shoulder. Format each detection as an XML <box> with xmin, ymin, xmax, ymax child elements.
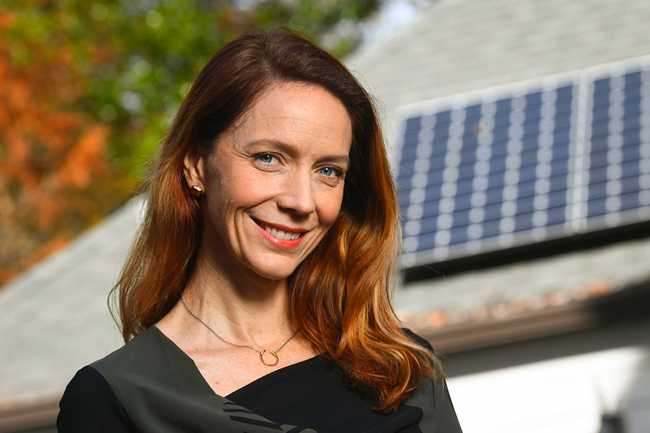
<box><xmin>60</xmin><ymin>365</ymin><xmax>109</xmax><ymax>399</ymax></box>
<box><xmin>58</xmin><ymin>366</ymin><xmax>120</xmax><ymax>409</ymax></box>
<box><xmin>57</xmin><ymin>328</ymin><xmax>164</xmax><ymax>432</ymax></box>
<box><xmin>57</xmin><ymin>365</ymin><xmax>133</xmax><ymax>431</ymax></box>
<box><xmin>90</xmin><ymin>325</ymin><xmax>165</xmax><ymax>379</ymax></box>
<box><xmin>60</xmin><ymin>328</ymin><xmax>162</xmax><ymax>408</ymax></box>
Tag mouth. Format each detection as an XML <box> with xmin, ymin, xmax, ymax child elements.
<box><xmin>250</xmin><ymin>217</ymin><xmax>309</xmax><ymax>248</ymax></box>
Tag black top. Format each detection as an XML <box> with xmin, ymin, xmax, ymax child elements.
<box><xmin>57</xmin><ymin>326</ymin><xmax>462</xmax><ymax>433</ymax></box>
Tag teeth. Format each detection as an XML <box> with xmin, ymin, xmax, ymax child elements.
<box><xmin>265</xmin><ymin>225</ymin><xmax>301</xmax><ymax>241</ymax></box>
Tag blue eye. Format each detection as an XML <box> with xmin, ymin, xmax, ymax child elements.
<box><xmin>255</xmin><ymin>153</ymin><xmax>278</xmax><ymax>165</ymax></box>
<box><xmin>319</xmin><ymin>166</ymin><xmax>342</xmax><ymax>178</ymax></box>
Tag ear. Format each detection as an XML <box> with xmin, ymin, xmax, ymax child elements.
<box><xmin>183</xmin><ymin>152</ymin><xmax>206</xmax><ymax>191</ymax></box>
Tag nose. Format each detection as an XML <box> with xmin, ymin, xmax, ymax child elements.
<box><xmin>277</xmin><ymin>170</ymin><xmax>316</xmax><ymax>216</ymax></box>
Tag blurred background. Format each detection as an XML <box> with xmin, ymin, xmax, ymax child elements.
<box><xmin>1</xmin><ymin>1</ymin><xmax>649</xmax><ymax>432</ymax></box>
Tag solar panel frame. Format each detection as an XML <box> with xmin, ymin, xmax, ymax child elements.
<box><xmin>392</xmin><ymin>55</ymin><xmax>650</xmax><ymax>269</ymax></box>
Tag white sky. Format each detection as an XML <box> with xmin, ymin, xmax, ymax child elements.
<box><xmin>361</xmin><ymin>0</ymin><xmax>421</xmax><ymax>49</ymax></box>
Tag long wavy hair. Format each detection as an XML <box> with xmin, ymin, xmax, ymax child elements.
<box><xmin>110</xmin><ymin>28</ymin><xmax>441</xmax><ymax>412</ymax></box>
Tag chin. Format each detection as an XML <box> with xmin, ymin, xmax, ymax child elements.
<box><xmin>245</xmin><ymin>256</ymin><xmax>302</xmax><ymax>281</ymax></box>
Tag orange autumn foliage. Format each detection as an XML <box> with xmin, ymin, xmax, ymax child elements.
<box><xmin>0</xmin><ymin>10</ymin><xmax>116</xmax><ymax>287</ymax></box>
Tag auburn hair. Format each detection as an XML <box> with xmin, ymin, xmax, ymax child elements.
<box><xmin>109</xmin><ymin>28</ymin><xmax>442</xmax><ymax>412</ymax></box>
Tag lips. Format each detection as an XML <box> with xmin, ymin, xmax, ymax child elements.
<box><xmin>250</xmin><ymin>217</ymin><xmax>308</xmax><ymax>249</ymax></box>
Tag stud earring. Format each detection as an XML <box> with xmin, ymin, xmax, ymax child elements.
<box><xmin>190</xmin><ymin>184</ymin><xmax>204</xmax><ymax>197</ymax></box>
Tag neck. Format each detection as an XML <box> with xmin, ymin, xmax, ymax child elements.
<box><xmin>181</xmin><ymin>240</ymin><xmax>294</xmax><ymax>350</ymax></box>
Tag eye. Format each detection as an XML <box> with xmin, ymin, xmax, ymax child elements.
<box><xmin>318</xmin><ymin>166</ymin><xmax>344</xmax><ymax>178</ymax></box>
<box><xmin>253</xmin><ymin>152</ymin><xmax>280</xmax><ymax>166</ymax></box>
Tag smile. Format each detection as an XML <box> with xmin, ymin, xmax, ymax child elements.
<box><xmin>265</xmin><ymin>227</ymin><xmax>301</xmax><ymax>240</ymax></box>
<box><xmin>251</xmin><ymin>217</ymin><xmax>308</xmax><ymax>249</ymax></box>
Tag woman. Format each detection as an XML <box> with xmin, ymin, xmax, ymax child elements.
<box><xmin>57</xmin><ymin>28</ymin><xmax>463</xmax><ymax>433</ymax></box>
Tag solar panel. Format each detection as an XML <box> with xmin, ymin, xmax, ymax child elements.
<box><xmin>581</xmin><ymin>66</ymin><xmax>650</xmax><ymax>227</ymax></box>
<box><xmin>395</xmin><ymin>57</ymin><xmax>650</xmax><ymax>268</ymax></box>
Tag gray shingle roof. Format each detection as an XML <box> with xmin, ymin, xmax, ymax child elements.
<box><xmin>0</xmin><ymin>196</ymin><xmax>144</xmax><ymax>407</ymax></box>
<box><xmin>393</xmin><ymin>236</ymin><xmax>650</xmax><ymax>329</ymax></box>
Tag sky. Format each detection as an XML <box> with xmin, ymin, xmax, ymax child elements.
<box><xmin>360</xmin><ymin>0</ymin><xmax>423</xmax><ymax>49</ymax></box>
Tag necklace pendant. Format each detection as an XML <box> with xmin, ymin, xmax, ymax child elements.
<box><xmin>259</xmin><ymin>350</ymin><xmax>280</xmax><ymax>366</ymax></box>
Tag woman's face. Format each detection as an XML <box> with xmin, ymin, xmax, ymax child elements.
<box><xmin>185</xmin><ymin>82</ymin><xmax>352</xmax><ymax>281</ymax></box>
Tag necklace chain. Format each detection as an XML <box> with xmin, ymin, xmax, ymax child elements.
<box><xmin>179</xmin><ymin>296</ymin><xmax>298</xmax><ymax>367</ymax></box>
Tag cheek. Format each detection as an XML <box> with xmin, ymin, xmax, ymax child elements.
<box><xmin>316</xmin><ymin>188</ymin><xmax>345</xmax><ymax>227</ymax></box>
<box><xmin>213</xmin><ymin>167</ymin><xmax>267</xmax><ymax>211</ymax></box>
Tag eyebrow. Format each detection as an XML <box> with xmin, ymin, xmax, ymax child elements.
<box><xmin>246</xmin><ymin>139</ymin><xmax>350</xmax><ymax>165</ymax></box>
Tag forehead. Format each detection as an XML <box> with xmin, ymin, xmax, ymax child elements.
<box><xmin>230</xmin><ymin>82</ymin><xmax>353</xmax><ymax>154</ymax></box>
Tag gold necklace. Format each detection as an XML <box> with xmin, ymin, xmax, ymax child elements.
<box><xmin>180</xmin><ymin>296</ymin><xmax>298</xmax><ymax>367</ymax></box>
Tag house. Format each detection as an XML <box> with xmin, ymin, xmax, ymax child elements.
<box><xmin>1</xmin><ymin>1</ymin><xmax>649</xmax><ymax>432</ymax></box>
<box><xmin>345</xmin><ymin>0</ymin><xmax>650</xmax><ymax>432</ymax></box>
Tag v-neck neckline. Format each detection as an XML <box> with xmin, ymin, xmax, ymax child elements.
<box><xmin>149</xmin><ymin>324</ymin><xmax>324</xmax><ymax>401</ymax></box>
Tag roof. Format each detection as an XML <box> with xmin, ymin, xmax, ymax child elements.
<box><xmin>0</xmin><ymin>196</ymin><xmax>144</xmax><ymax>409</ymax></box>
